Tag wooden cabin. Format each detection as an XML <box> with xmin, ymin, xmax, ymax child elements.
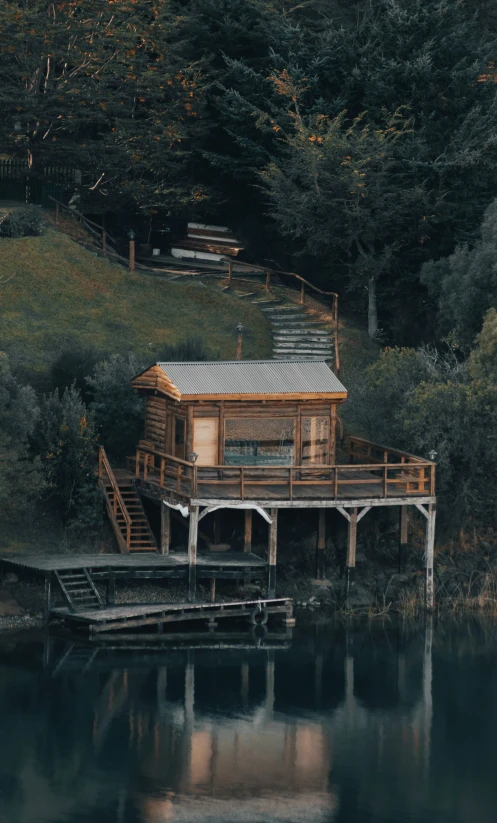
<box><xmin>94</xmin><ymin>358</ymin><xmax>436</xmax><ymax>607</ymax></box>
<box><xmin>132</xmin><ymin>359</ymin><xmax>348</xmax><ymax>469</ymax></box>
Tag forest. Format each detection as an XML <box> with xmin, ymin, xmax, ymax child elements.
<box><xmin>2</xmin><ymin>0</ymin><xmax>497</xmax><ymax>542</ymax></box>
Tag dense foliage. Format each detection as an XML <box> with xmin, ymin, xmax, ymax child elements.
<box><xmin>2</xmin><ymin>0</ymin><xmax>497</xmax><ymax>340</ymax></box>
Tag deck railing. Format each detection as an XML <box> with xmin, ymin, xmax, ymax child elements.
<box><xmin>98</xmin><ymin>446</ymin><xmax>131</xmax><ymax>552</ymax></box>
<box><xmin>132</xmin><ymin>440</ymin><xmax>435</xmax><ymax>502</ymax></box>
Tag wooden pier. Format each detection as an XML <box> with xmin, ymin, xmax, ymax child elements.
<box><xmin>50</xmin><ymin>597</ymin><xmax>293</xmax><ymax>635</ymax></box>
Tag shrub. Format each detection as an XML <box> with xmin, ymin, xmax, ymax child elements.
<box><xmin>0</xmin><ymin>205</ymin><xmax>43</xmax><ymax>238</ymax></box>
<box><xmin>155</xmin><ymin>336</ymin><xmax>219</xmax><ymax>362</ymax></box>
<box><xmin>50</xmin><ymin>343</ymin><xmax>104</xmax><ymax>404</ymax></box>
<box><xmin>87</xmin><ymin>353</ymin><xmax>146</xmax><ymax>461</ymax></box>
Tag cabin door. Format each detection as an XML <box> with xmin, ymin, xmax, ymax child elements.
<box><xmin>193</xmin><ymin>418</ymin><xmax>219</xmax><ymax>466</ymax></box>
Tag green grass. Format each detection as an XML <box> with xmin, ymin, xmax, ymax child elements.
<box><xmin>0</xmin><ymin>229</ymin><xmax>273</xmax><ymax>388</ymax></box>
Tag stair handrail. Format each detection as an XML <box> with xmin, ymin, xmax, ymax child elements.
<box><xmin>98</xmin><ymin>447</ymin><xmax>131</xmax><ymax>551</ymax></box>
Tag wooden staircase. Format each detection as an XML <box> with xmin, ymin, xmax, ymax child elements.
<box><xmin>54</xmin><ymin>568</ymin><xmax>104</xmax><ymax>612</ymax></box>
<box><xmin>98</xmin><ymin>447</ymin><xmax>157</xmax><ymax>553</ymax></box>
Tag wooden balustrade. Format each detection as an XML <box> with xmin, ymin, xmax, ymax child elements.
<box><xmin>98</xmin><ymin>447</ymin><xmax>131</xmax><ymax>551</ymax></box>
<box><xmin>131</xmin><ymin>443</ymin><xmax>434</xmax><ymax>501</ymax></box>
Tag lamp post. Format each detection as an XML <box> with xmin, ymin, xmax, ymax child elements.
<box><xmin>236</xmin><ymin>323</ymin><xmax>244</xmax><ymax>360</ymax></box>
<box><xmin>128</xmin><ymin>229</ymin><xmax>135</xmax><ymax>273</ymax></box>
<box><xmin>428</xmin><ymin>449</ymin><xmax>437</xmax><ymax>462</ymax></box>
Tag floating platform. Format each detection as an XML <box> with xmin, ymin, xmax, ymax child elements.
<box><xmin>51</xmin><ymin>597</ymin><xmax>293</xmax><ymax>635</ymax></box>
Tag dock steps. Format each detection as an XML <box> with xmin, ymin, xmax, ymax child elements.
<box><xmin>54</xmin><ymin>568</ymin><xmax>104</xmax><ymax>613</ymax></box>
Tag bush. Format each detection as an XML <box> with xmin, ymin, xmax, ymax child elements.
<box><xmin>0</xmin><ymin>205</ymin><xmax>43</xmax><ymax>238</ymax></box>
<box><xmin>30</xmin><ymin>385</ymin><xmax>102</xmax><ymax>533</ymax></box>
<box><xmin>87</xmin><ymin>353</ymin><xmax>146</xmax><ymax>461</ymax></box>
<box><xmin>50</xmin><ymin>343</ymin><xmax>104</xmax><ymax>404</ymax></box>
<box><xmin>155</xmin><ymin>336</ymin><xmax>219</xmax><ymax>362</ymax></box>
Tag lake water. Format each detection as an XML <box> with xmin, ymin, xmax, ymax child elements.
<box><xmin>1</xmin><ymin>619</ymin><xmax>497</xmax><ymax>823</ymax></box>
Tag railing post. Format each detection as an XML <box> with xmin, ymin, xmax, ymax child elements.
<box><xmin>193</xmin><ymin>465</ymin><xmax>198</xmax><ymax>497</ymax></box>
<box><xmin>300</xmin><ymin>281</ymin><xmax>305</xmax><ymax>304</ymax></box>
<box><xmin>334</xmin><ymin>465</ymin><xmax>338</xmax><ymax>498</ymax></box>
<box><xmin>160</xmin><ymin>457</ymin><xmax>165</xmax><ymax>488</ymax></box>
<box><xmin>382</xmin><ymin>465</ymin><xmax>388</xmax><ymax>498</ymax></box>
<box><xmin>135</xmin><ymin>450</ymin><xmax>140</xmax><ymax>478</ymax></box>
<box><xmin>289</xmin><ymin>467</ymin><xmax>293</xmax><ymax>500</ymax></box>
<box><xmin>177</xmin><ymin>464</ymin><xmax>182</xmax><ymax>494</ymax></box>
<box><xmin>265</xmin><ymin>270</ymin><xmax>271</xmax><ymax>292</ymax></box>
<box><xmin>228</xmin><ymin>260</ymin><xmax>233</xmax><ymax>284</ymax></box>
<box><xmin>240</xmin><ymin>467</ymin><xmax>245</xmax><ymax>500</ymax></box>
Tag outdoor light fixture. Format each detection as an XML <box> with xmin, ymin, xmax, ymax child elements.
<box><xmin>128</xmin><ymin>229</ymin><xmax>135</xmax><ymax>241</ymax></box>
<box><xmin>237</xmin><ymin>322</ymin><xmax>244</xmax><ymax>334</ymax></box>
<box><xmin>428</xmin><ymin>449</ymin><xmax>438</xmax><ymax>462</ymax></box>
<box><xmin>190</xmin><ymin>452</ymin><xmax>199</xmax><ymax>464</ymax></box>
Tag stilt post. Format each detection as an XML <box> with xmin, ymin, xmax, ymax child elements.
<box><xmin>425</xmin><ymin>503</ymin><xmax>436</xmax><ymax>611</ymax></box>
<box><xmin>346</xmin><ymin>507</ymin><xmax>358</xmax><ymax>600</ymax></box>
<box><xmin>316</xmin><ymin>509</ymin><xmax>326</xmax><ymax>580</ymax></box>
<box><xmin>161</xmin><ymin>502</ymin><xmax>171</xmax><ymax>555</ymax></box>
<box><xmin>244</xmin><ymin>509</ymin><xmax>252</xmax><ymax>553</ymax></box>
<box><xmin>44</xmin><ymin>574</ymin><xmax>52</xmax><ymax>623</ymax></box>
<box><xmin>267</xmin><ymin>508</ymin><xmax>278</xmax><ymax>597</ymax></box>
<box><xmin>399</xmin><ymin>505</ymin><xmax>408</xmax><ymax>572</ymax></box>
<box><xmin>188</xmin><ymin>506</ymin><xmax>199</xmax><ymax>602</ymax></box>
<box><xmin>107</xmin><ymin>569</ymin><xmax>116</xmax><ymax>605</ymax></box>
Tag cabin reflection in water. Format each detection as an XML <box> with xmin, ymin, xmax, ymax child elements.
<box><xmin>36</xmin><ymin>624</ymin><xmax>430</xmax><ymax>822</ymax></box>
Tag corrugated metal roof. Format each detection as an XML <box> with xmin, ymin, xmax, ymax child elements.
<box><xmin>156</xmin><ymin>360</ymin><xmax>347</xmax><ymax>396</ymax></box>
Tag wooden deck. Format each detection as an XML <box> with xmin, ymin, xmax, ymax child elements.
<box><xmin>0</xmin><ymin>551</ymin><xmax>267</xmax><ymax>577</ymax></box>
<box><xmin>51</xmin><ymin>597</ymin><xmax>293</xmax><ymax>634</ymax></box>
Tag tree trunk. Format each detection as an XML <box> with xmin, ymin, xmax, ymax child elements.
<box><xmin>368</xmin><ymin>275</ymin><xmax>378</xmax><ymax>339</ymax></box>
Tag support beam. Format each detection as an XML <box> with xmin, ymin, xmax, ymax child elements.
<box><xmin>399</xmin><ymin>505</ymin><xmax>408</xmax><ymax>572</ymax></box>
<box><xmin>425</xmin><ymin>503</ymin><xmax>436</xmax><ymax>611</ymax></box>
<box><xmin>346</xmin><ymin>507</ymin><xmax>358</xmax><ymax>598</ymax></box>
<box><xmin>316</xmin><ymin>509</ymin><xmax>326</xmax><ymax>580</ymax></box>
<box><xmin>107</xmin><ymin>570</ymin><xmax>116</xmax><ymax>606</ymax></box>
<box><xmin>160</xmin><ymin>502</ymin><xmax>171</xmax><ymax>555</ymax></box>
<box><xmin>44</xmin><ymin>574</ymin><xmax>52</xmax><ymax>622</ymax></box>
<box><xmin>244</xmin><ymin>509</ymin><xmax>253</xmax><ymax>553</ymax></box>
<box><xmin>188</xmin><ymin>506</ymin><xmax>199</xmax><ymax>602</ymax></box>
<box><xmin>267</xmin><ymin>507</ymin><xmax>278</xmax><ymax>597</ymax></box>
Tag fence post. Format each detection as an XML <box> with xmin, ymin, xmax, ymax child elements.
<box><xmin>265</xmin><ymin>270</ymin><xmax>271</xmax><ymax>292</ymax></box>
<box><xmin>300</xmin><ymin>281</ymin><xmax>305</xmax><ymax>304</ymax></box>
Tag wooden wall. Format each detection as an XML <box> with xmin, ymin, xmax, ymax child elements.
<box><xmin>142</xmin><ymin>396</ymin><xmax>342</xmax><ymax>464</ymax></box>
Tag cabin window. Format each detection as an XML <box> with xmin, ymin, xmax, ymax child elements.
<box><xmin>301</xmin><ymin>417</ymin><xmax>329</xmax><ymax>465</ymax></box>
<box><xmin>174</xmin><ymin>416</ymin><xmax>186</xmax><ymax>460</ymax></box>
<box><xmin>224</xmin><ymin>418</ymin><xmax>295</xmax><ymax>465</ymax></box>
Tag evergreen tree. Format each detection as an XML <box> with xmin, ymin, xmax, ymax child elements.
<box><xmin>31</xmin><ymin>385</ymin><xmax>101</xmax><ymax>533</ymax></box>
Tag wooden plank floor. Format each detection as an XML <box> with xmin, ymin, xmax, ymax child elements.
<box><xmin>0</xmin><ymin>551</ymin><xmax>267</xmax><ymax>574</ymax></box>
<box><xmin>52</xmin><ymin>597</ymin><xmax>290</xmax><ymax>624</ymax></box>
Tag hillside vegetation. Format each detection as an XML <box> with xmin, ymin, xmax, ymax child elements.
<box><xmin>0</xmin><ymin>229</ymin><xmax>273</xmax><ymax>388</ymax></box>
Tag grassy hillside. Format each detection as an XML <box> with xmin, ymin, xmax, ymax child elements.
<box><xmin>0</xmin><ymin>228</ymin><xmax>273</xmax><ymax>387</ymax></box>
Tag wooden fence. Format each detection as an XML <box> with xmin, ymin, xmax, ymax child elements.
<box><xmin>0</xmin><ymin>160</ymin><xmax>76</xmax><ymax>206</ymax></box>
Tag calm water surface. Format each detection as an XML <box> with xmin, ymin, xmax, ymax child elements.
<box><xmin>1</xmin><ymin>619</ymin><xmax>496</xmax><ymax>823</ymax></box>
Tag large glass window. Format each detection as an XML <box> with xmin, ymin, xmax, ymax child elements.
<box><xmin>301</xmin><ymin>417</ymin><xmax>329</xmax><ymax>465</ymax></box>
<box><xmin>224</xmin><ymin>418</ymin><xmax>295</xmax><ymax>465</ymax></box>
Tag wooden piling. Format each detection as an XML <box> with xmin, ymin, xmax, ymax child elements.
<box><xmin>425</xmin><ymin>503</ymin><xmax>436</xmax><ymax>611</ymax></box>
<box><xmin>268</xmin><ymin>508</ymin><xmax>278</xmax><ymax>597</ymax></box>
<box><xmin>316</xmin><ymin>509</ymin><xmax>326</xmax><ymax>580</ymax></box>
<box><xmin>346</xmin><ymin>507</ymin><xmax>358</xmax><ymax>598</ymax></box>
<box><xmin>188</xmin><ymin>506</ymin><xmax>199</xmax><ymax>602</ymax></box>
<box><xmin>399</xmin><ymin>505</ymin><xmax>408</xmax><ymax>572</ymax></box>
<box><xmin>161</xmin><ymin>502</ymin><xmax>171</xmax><ymax>555</ymax></box>
<box><xmin>107</xmin><ymin>570</ymin><xmax>116</xmax><ymax>605</ymax></box>
<box><xmin>244</xmin><ymin>509</ymin><xmax>253</xmax><ymax>553</ymax></box>
<box><xmin>44</xmin><ymin>574</ymin><xmax>52</xmax><ymax>622</ymax></box>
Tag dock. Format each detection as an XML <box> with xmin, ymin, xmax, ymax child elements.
<box><xmin>50</xmin><ymin>597</ymin><xmax>293</xmax><ymax>635</ymax></box>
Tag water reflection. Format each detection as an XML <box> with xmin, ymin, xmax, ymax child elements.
<box><xmin>0</xmin><ymin>618</ymin><xmax>482</xmax><ymax>823</ymax></box>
